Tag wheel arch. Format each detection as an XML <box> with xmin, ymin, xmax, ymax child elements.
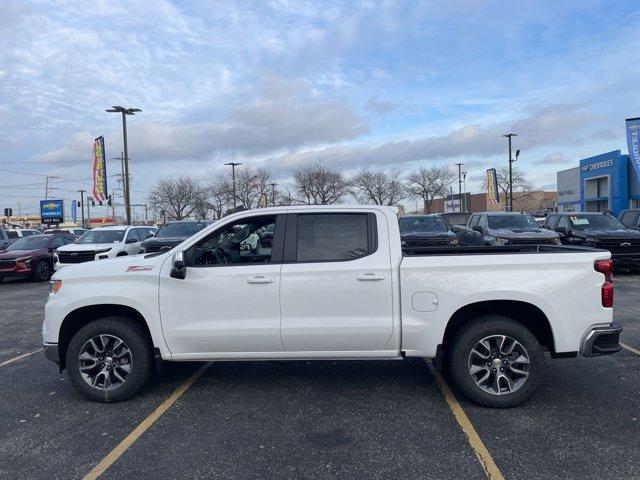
<box><xmin>442</xmin><ymin>300</ymin><xmax>556</xmax><ymax>355</ymax></box>
<box><xmin>58</xmin><ymin>304</ymin><xmax>153</xmax><ymax>370</ymax></box>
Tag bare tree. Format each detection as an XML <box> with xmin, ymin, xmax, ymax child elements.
<box><xmin>227</xmin><ymin>167</ymin><xmax>273</xmax><ymax>210</ymax></box>
<box><xmin>293</xmin><ymin>162</ymin><xmax>350</xmax><ymax>205</ymax></box>
<box><xmin>148</xmin><ymin>176</ymin><xmax>209</xmax><ymax>220</ymax></box>
<box><xmin>351</xmin><ymin>168</ymin><xmax>405</xmax><ymax>205</ymax></box>
<box><xmin>207</xmin><ymin>175</ymin><xmax>231</xmax><ymax>219</ymax></box>
<box><xmin>485</xmin><ymin>166</ymin><xmax>536</xmax><ymax>211</ymax></box>
<box><xmin>406</xmin><ymin>165</ymin><xmax>456</xmax><ymax>213</ymax></box>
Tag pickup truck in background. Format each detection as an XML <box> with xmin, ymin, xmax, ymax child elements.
<box><xmin>454</xmin><ymin>212</ymin><xmax>561</xmax><ymax>246</ymax></box>
<box><xmin>399</xmin><ymin>214</ymin><xmax>459</xmax><ymax>248</ymax></box>
<box><xmin>42</xmin><ymin>206</ymin><xmax>621</xmax><ymax>408</ymax></box>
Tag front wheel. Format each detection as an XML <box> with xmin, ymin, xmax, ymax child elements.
<box><xmin>65</xmin><ymin>317</ymin><xmax>153</xmax><ymax>402</ymax></box>
<box><xmin>32</xmin><ymin>260</ymin><xmax>52</xmax><ymax>282</ymax></box>
<box><xmin>447</xmin><ymin>316</ymin><xmax>545</xmax><ymax>408</ymax></box>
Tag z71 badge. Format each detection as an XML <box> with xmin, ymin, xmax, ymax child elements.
<box><xmin>126</xmin><ymin>265</ymin><xmax>154</xmax><ymax>272</ymax></box>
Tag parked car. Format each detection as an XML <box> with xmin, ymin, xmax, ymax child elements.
<box><xmin>6</xmin><ymin>228</ymin><xmax>42</xmax><ymax>243</ymax></box>
<box><xmin>399</xmin><ymin>215</ymin><xmax>458</xmax><ymax>249</ymax></box>
<box><xmin>257</xmin><ymin>223</ymin><xmax>275</xmax><ymax>248</ymax></box>
<box><xmin>618</xmin><ymin>209</ymin><xmax>640</xmax><ymax>231</ymax></box>
<box><xmin>455</xmin><ymin>212</ymin><xmax>561</xmax><ymax>246</ymax></box>
<box><xmin>0</xmin><ymin>234</ymin><xmax>76</xmax><ymax>282</ymax></box>
<box><xmin>139</xmin><ymin>220</ymin><xmax>212</xmax><ymax>254</ymax></box>
<box><xmin>54</xmin><ymin>225</ymin><xmax>157</xmax><ymax>270</ymax></box>
<box><xmin>0</xmin><ymin>226</ymin><xmax>10</xmax><ymax>251</ymax></box>
<box><xmin>44</xmin><ymin>205</ymin><xmax>620</xmax><ymax>408</ymax></box>
<box><xmin>44</xmin><ymin>227</ymin><xmax>88</xmax><ymax>236</ymax></box>
<box><xmin>544</xmin><ymin>212</ymin><xmax>640</xmax><ymax>271</ymax></box>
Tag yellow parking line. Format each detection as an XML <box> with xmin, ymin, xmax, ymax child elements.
<box><xmin>621</xmin><ymin>342</ymin><xmax>640</xmax><ymax>356</ymax></box>
<box><xmin>83</xmin><ymin>362</ymin><xmax>212</xmax><ymax>480</ymax></box>
<box><xmin>0</xmin><ymin>348</ymin><xmax>43</xmax><ymax>368</ymax></box>
<box><xmin>426</xmin><ymin>362</ymin><xmax>505</xmax><ymax>480</ymax></box>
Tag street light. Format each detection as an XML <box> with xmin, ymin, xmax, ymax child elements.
<box><xmin>224</xmin><ymin>162</ymin><xmax>242</xmax><ymax>210</ymax></box>
<box><xmin>461</xmin><ymin>171</ymin><xmax>467</xmax><ymax>212</ymax></box>
<box><xmin>502</xmin><ymin>133</ymin><xmax>518</xmax><ymax>212</ymax></box>
<box><xmin>106</xmin><ymin>106</ymin><xmax>141</xmax><ymax>225</ymax></box>
<box><xmin>455</xmin><ymin>163</ymin><xmax>464</xmax><ymax>212</ymax></box>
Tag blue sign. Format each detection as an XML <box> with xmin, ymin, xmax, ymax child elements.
<box><xmin>40</xmin><ymin>199</ymin><xmax>64</xmax><ymax>224</ymax></box>
<box><xmin>626</xmin><ymin>117</ymin><xmax>640</xmax><ymax>179</ymax></box>
<box><xmin>71</xmin><ymin>200</ymin><xmax>77</xmax><ymax>223</ymax></box>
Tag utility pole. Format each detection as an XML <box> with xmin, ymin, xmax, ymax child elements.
<box><xmin>45</xmin><ymin>176</ymin><xmax>59</xmax><ymax>199</ymax></box>
<box><xmin>503</xmin><ymin>133</ymin><xmax>517</xmax><ymax>212</ymax></box>
<box><xmin>461</xmin><ymin>171</ymin><xmax>467</xmax><ymax>212</ymax></box>
<box><xmin>78</xmin><ymin>190</ymin><xmax>86</xmax><ymax>228</ymax></box>
<box><xmin>224</xmin><ymin>162</ymin><xmax>242</xmax><ymax>209</ymax></box>
<box><xmin>455</xmin><ymin>163</ymin><xmax>464</xmax><ymax>213</ymax></box>
<box><xmin>269</xmin><ymin>182</ymin><xmax>277</xmax><ymax>206</ymax></box>
<box><xmin>86</xmin><ymin>196</ymin><xmax>92</xmax><ymax>228</ymax></box>
<box><xmin>106</xmin><ymin>106</ymin><xmax>141</xmax><ymax>225</ymax></box>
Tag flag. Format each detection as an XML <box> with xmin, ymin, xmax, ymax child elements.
<box><xmin>486</xmin><ymin>168</ymin><xmax>500</xmax><ymax>205</ymax></box>
<box><xmin>626</xmin><ymin>118</ymin><xmax>640</xmax><ymax>178</ymax></box>
<box><xmin>92</xmin><ymin>136</ymin><xmax>108</xmax><ymax>202</ymax></box>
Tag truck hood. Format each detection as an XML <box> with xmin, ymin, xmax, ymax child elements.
<box><xmin>51</xmin><ymin>252</ymin><xmax>165</xmax><ymax>281</ymax></box>
<box><xmin>57</xmin><ymin>242</ymin><xmax>120</xmax><ymax>252</ymax></box>
<box><xmin>572</xmin><ymin>228</ymin><xmax>640</xmax><ymax>239</ymax></box>
<box><xmin>141</xmin><ymin>237</ymin><xmax>185</xmax><ymax>247</ymax></box>
<box><xmin>489</xmin><ymin>228</ymin><xmax>559</xmax><ymax>239</ymax></box>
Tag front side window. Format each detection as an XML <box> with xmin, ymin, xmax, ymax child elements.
<box><xmin>621</xmin><ymin>211</ymin><xmax>639</xmax><ymax>227</ymax></box>
<box><xmin>189</xmin><ymin>215</ymin><xmax>276</xmax><ymax>266</ymax></box>
<box><xmin>296</xmin><ymin>213</ymin><xmax>371</xmax><ymax>262</ymax></box>
<box><xmin>557</xmin><ymin>217</ymin><xmax>570</xmax><ymax>230</ymax></box>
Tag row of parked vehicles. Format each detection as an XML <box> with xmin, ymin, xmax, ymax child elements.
<box><xmin>400</xmin><ymin>209</ymin><xmax>640</xmax><ymax>272</ymax></box>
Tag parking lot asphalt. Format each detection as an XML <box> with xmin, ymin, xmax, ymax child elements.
<box><xmin>0</xmin><ymin>275</ymin><xmax>639</xmax><ymax>480</ymax></box>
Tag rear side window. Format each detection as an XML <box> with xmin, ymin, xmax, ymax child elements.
<box><xmin>296</xmin><ymin>213</ymin><xmax>373</xmax><ymax>262</ymax></box>
<box><xmin>468</xmin><ymin>215</ymin><xmax>479</xmax><ymax>228</ymax></box>
<box><xmin>621</xmin><ymin>211</ymin><xmax>639</xmax><ymax>227</ymax></box>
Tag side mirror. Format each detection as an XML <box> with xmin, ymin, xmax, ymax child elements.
<box><xmin>472</xmin><ymin>225</ymin><xmax>483</xmax><ymax>233</ymax></box>
<box><xmin>170</xmin><ymin>251</ymin><xmax>186</xmax><ymax>279</ymax></box>
<box><xmin>125</xmin><ymin>237</ymin><xmax>137</xmax><ymax>244</ymax></box>
<box><xmin>146</xmin><ymin>233</ymin><xmax>154</xmax><ymax>239</ymax></box>
<box><xmin>556</xmin><ymin>226</ymin><xmax>568</xmax><ymax>236</ymax></box>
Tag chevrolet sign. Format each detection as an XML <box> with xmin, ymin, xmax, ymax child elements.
<box><xmin>581</xmin><ymin>159</ymin><xmax>613</xmax><ymax>172</ymax></box>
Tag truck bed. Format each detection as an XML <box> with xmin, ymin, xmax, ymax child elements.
<box><xmin>402</xmin><ymin>244</ymin><xmax>603</xmax><ymax>256</ymax></box>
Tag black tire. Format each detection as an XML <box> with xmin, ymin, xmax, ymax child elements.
<box><xmin>32</xmin><ymin>260</ymin><xmax>52</xmax><ymax>282</ymax></box>
<box><xmin>66</xmin><ymin>316</ymin><xmax>153</xmax><ymax>402</ymax></box>
<box><xmin>447</xmin><ymin>315</ymin><xmax>545</xmax><ymax>408</ymax></box>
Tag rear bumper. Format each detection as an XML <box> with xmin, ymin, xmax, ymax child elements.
<box><xmin>43</xmin><ymin>342</ymin><xmax>60</xmax><ymax>364</ymax></box>
<box><xmin>581</xmin><ymin>323</ymin><xmax>622</xmax><ymax>357</ymax></box>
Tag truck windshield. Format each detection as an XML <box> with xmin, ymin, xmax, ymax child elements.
<box><xmin>569</xmin><ymin>215</ymin><xmax>626</xmax><ymax>230</ymax></box>
<box><xmin>7</xmin><ymin>236</ymin><xmax>50</xmax><ymax>250</ymax></box>
<box><xmin>487</xmin><ymin>215</ymin><xmax>539</xmax><ymax>230</ymax></box>
<box><xmin>156</xmin><ymin>222</ymin><xmax>208</xmax><ymax>238</ymax></box>
<box><xmin>399</xmin><ymin>216</ymin><xmax>448</xmax><ymax>233</ymax></box>
<box><xmin>76</xmin><ymin>230</ymin><xmax>125</xmax><ymax>244</ymax></box>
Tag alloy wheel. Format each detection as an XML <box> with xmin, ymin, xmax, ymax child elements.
<box><xmin>78</xmin><ymin>334</ymin><xmax>133</xmax><ymax>391</ymax></box>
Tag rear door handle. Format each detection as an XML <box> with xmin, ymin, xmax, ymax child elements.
<box><xmin>246</xmin><ymin>276</ymin><xmax>274</xmax><ymax>284</ymax></box>
<box><xmin>356</xmin><ymin>273</ymin><xmax>386</xmax><ymax>281</ymax></box>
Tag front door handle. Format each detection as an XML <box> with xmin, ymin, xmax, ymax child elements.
<box><xmin>247</xmin><ymin>276</ymin><xmax>274</xmax><ymax>284</ymax></box>
<box><xmin>356</xmin><ymin>273</ymin><xmax>386</xmax><ymax>281</ymax></box>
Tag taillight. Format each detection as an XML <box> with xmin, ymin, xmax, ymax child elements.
<box><xmin>594</xmin><ymin>259</ymin><xmax>613</xmax><ymax>308</ymax></box>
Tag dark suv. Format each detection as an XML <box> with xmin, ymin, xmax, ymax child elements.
<box><xmin>140</xmin><ymin>220</ymin><xmax>212</xmax><ymax>254</ymax></box>
<box><xmin>456</xmin><ymin>212</ymin><xmax>561</xmax><ymax>246</ymax></box>
<box><xmin>399</xmin><ymin>215</ymin><xmax>458</xmax><ymax>248</ymax></box>
<box><xmin>544</xmin><ymin>212</ymin><xmax>640</xmax><ymax>271</ymax></box>
<box><xmin>618</xmin><ymin>209</ymin><xmax>640</xmax><ymax>231</ymax></box>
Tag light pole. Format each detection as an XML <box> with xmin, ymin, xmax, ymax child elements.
<box><xmin>269</xmin><ymin>182</ymin><xmax>277</xmax><ymax>206</ymax></box>
<box><xmin>455</xmin><ymin>163</ymin><xmax>464</xmax><ymax>212</ymax></box>
<box><xmin>106</xmin><ymin>106</ymin><xmax>141</xmax><ymax>225</ymax></box>
<box><xmin>462</xmin><ymin>171</ymin><xmax>467</xmax><ymax>212</ymax></box>
<box><xmin>503</xmin><ymin>133</ymin><xmax>517</xmax><ymax>211</ymax></box>
<box><xmin>78</xmin><ymin>190</ymin><xmax>86</xmax><ymax>228</ymax></box>
<box><xmin>224</xmin><ymin>162</ymin><xmax>242</xmax><ymax>210</ymax></box>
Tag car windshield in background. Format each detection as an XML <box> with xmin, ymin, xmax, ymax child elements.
<box><xmin>157</xmin><ymin>222</ymin><xmax>208</xmax><ymax>238</ymax></box>
<box><xmin>7</xmin><ymin>236</ymin><xmax>50</xmax><ymax>250</ymax></box>
<box><xmin>399</xmin><ymin>216</ymin><xmax>448</xmax><ymax>233</ymax></box>
<box><xmin>76</xmin><ymin>230</ymin><xmax>124</xmax><ymax>244</ymax></box>
<box><xmin>487</xmin><ymin>215</ymin><xmax>540</xmax><ymax>230</ymax></box>
<box><xmin>569</xmin><ymin>215</ymin><xmax>626</xmax><ymax>230</ymax></box>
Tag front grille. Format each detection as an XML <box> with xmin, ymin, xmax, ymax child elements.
<box><xmin>57</xmin><ymin>251</ymin><xmax>97</xmax><ymax>264</ymax></box>
<box><xmin>509</xmin><ymin>238</ymin><xmax>557</xmax><ymax>245</ymax></box>
<box><xmin>0</xmin><ymin>260</ymin><xmax>16</xmax><ymax>269</ymax></box>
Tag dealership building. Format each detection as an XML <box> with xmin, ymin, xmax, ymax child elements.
<box><xmin>556</xmin><ymin>149</ymin><xmax>640</xmax><ymax>215</ymax></box>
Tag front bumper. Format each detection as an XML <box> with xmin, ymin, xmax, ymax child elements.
<box><xmin>610</xmin><ymin>254</ymin><xmax>640</xmax><ymax>268</ymax></box>
<box><xmin>581</xmin><ymin>323</ymin><xmax>622</xmax><ymax>357</ymax></box>
<box><xmin>43</xmin><ymin>342</ymin><xmax>60</xmax><ymax>364</ymax></box>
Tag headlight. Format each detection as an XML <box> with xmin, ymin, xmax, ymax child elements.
<box><xmin>401</xmin><ymin>240</ymin><xmax>406</xmax><ymax>246</ymax></box>
<box><xmin>94</xmin><ymin>248</ymin><xmax>112</xmax><ymax>254</ymax></box>
<box><xmin>17</xmin><ymin>257</ymin><xmax>33</xmax><ymax>266</ymax></box>
<box><xmin>53</xmin><ymin>253</ymin><xmax>59</xmax><ymax>263</ymax></box>
<box><xmin>554</xmin><ymin>237</ymin><xmax>562</xmax><ymax>245</ymax></box>
<box><xmin>586</xmin><ymin>237</ymin><xmax>597</xmax><ymax>243</ymax></box>
<box><xmin>49</xmin><ymin>279</ymin><xmax>62</xmax><ymax>295</ymax></box>
<box><xmin>449</xmin><ymin>237</ymin><xmax>459</xmax><ymax>246</ymax></box>
<box><xmin>495</xmin><ymin>237</ymin><xmax>509</xmax><ymax>245</ymax></box>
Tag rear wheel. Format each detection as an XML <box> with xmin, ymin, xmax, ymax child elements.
<box><xmin>32</xmin><ymin>260</ymin><xmax>52</xmax><ymax>282</ymax></box>
<box><xmin>447</xmin><ymin>315</ymin><xmax>545</xmax><ymax>408</ymax></box>
<box><xmin>66</xmin><ymin>316</ymin><xmax>153</xmax><ymax>402</ymax></box>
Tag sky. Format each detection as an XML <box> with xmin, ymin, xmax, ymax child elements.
<box><xmin>1</xmin><ymin>0</ymin><xmax>640</xmax><ymax>218</ymax></box>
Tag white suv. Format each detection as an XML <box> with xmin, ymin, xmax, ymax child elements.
<box><xmin>54</xmin><ymin>225</ymin><xmax>157</xmax><ymax>270</ymax></box>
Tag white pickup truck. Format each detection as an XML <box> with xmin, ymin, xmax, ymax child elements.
<box><xmin>43</xmin><ymin>206</ymin><xmax>621</xmax><ymax>407</ymax></box>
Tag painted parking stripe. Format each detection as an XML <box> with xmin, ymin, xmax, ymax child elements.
<box><xmin>621</xmin><ymin>342</ymin><xmax>640</xmax><ymax>356</ymax></box>
<box><xmin>0</xmin><ymin>348</ymin><xmax>43</xmax><ymax>368</ymax></box>
<box><xmin>83</xmin><ymin>362</ymin><xmax>212</xmax><ymax>480</ymax></box>
<box><xmin>426</xmin><ymin>361</ymin><xmax>505</xmax><ymax>480</ymax></box>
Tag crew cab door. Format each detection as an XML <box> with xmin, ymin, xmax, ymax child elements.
<box><xmin>280</xmin><ymin>211</ymin><xmax>394</xmax><ymax>352</ymax></box>
<box><xmin>158</xmin><ymin>214</ymin><xmax>285</xmax><ymax>355</ymax></box>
